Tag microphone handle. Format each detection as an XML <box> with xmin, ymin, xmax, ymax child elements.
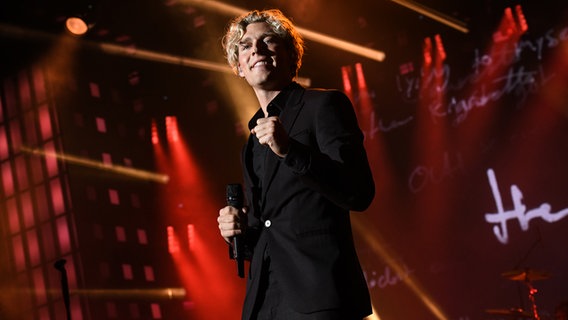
<box><xmin>233</xmin><ymin>235</ymin><xmax>244</xmax><ymax>278</ymax></box>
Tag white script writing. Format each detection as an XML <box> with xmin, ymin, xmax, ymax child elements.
<box><xmin>484</xmin><ymin>168</ymin><xmax>568</xmax><ymax>244</ymax></box>
<box><xmin>365</xmin><ymin>264</ymin><xmax>414</xmax><ymax>290</ymax></box>
<box><xmin>408</xmin><ymin>152</ymin><xmax>465</xmax><ymax>193</ymax></box>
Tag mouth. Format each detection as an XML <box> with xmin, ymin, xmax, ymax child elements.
<box><xmin>251</xmin><ymin>59</ymin><xmax>272</xmax><ymax>69</ymax></box>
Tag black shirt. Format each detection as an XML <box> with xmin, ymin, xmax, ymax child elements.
<box><xmin>248</xmin><ymin>83</ymin><xmax>292</xmax><ymax>194</ymax></box>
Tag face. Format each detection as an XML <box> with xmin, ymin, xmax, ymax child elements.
<box><xmin>237</xmin><ymin>22</ymin><xmax>293</xmax><ymax>91</ymax></box>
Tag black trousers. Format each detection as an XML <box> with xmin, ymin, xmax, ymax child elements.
<box><xmin>251</xmin><ymin>253</ymin><xmax>363</xmax><ymax>320</ymax></box>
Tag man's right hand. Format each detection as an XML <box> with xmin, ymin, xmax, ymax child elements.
<box><xmin>217</xmin><ymin>206</ymin><xmax>247</xmax><ymax>243</ymax></box>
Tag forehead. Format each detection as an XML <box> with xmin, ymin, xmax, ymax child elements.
<box><xmin>241</xmin><ymin>22</ymin><xmax>276</xmax><ymax>40</ymax></box>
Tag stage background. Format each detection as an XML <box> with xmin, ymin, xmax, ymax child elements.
<box><xmin>1</xmin><ymin>0</ymin><xmax>567</xmax><ymax>319</ymax></box>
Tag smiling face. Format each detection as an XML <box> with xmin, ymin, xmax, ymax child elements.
<box><xmin>237</xmin><ymin>22</ymin><xmax>294</xmax><ymax>91</ymax></box>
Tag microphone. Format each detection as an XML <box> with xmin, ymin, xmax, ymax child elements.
<box><xmin>226</xmin><ymin>183</ymin><xmax>245</xmax><ymax>278</ymax></box>
<box><xmin>54</xmin><ymin>259</ymin><xmax>71</xmax><ymax>320</ymax></box>
<box><xmin>54</xmin><ymin>259</ymin><xmax>67</xmax><ymax>271</ymax></box>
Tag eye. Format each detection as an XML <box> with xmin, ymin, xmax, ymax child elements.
<box><xmin>239</xmin><ymin>42</ymin><xmax>251</xmax><ymax>51</ymax></box>
<box><xmin>264</xmin><ymin>36</ymin><xmax>277</xmax><ymax>44</ymax></box>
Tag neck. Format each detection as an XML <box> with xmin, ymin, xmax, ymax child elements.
<box><xmin>254</xmin><ymin>89</ymin><xmax>281</xmax><ymax>116</ymax></box>
<box><xmin>254</xmin><ymin>81</ymin><xmax>293</xmax><ymax>116</ymax></box>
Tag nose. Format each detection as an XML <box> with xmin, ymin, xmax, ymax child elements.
<box><xmin>251</xmin><ymin>42</ymin><xmax>259</xmax><ymax>54</ymax></box>
<box><xmin>251</xmin><ymin>40</ymin><xmax>266</xmax><ymax>55</ymax></box>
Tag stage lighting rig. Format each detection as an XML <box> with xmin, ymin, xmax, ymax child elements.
<box><xmin>65</xmin><ymin>2</ymin><xmax>97</xmax><ymax>36</ymax></box>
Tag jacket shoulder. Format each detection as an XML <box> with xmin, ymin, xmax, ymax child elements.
<box><xmin>300</xmin><ymin>88</ymin><xmax>351</xmax><ymax>106</ymax></box>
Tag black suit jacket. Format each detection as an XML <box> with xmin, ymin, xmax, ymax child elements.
<box><xmin>240</xmin><ymin>82</ymin><xmax>375</xmax><ymax>319</ymax></box>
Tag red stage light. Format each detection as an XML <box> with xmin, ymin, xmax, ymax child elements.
<box><xmin>187</xmin><ymin>224</ymin><xmax>195</xmax><ymax>252</ymax></box>
<box><xmin>151</xmin><ymin>119</ymin><xmax>159</xmax><ymax>145</ymax></box>
<box><xmin>434</xmin><ymin>34</ymin><xmax>446</xmax><ymax>62</ymax></box>
<box><xmin>355</xmin><ymin>63</ymin><xmax>367</xmax><ymax>90</ymax></box>
<box><xmin>515</xmin><ymin>5</ymin><xmax>528</xmax><ymax>33</ymax></box>
<box><xmin>423</xmin><ymin>37</ymin><xmax>433</xmax><ymax>67</ymax></box>
<box><xmin>166</xmin><ymin>116</ymin><xmax>179</xmax><ymax>143</ymax></box>
<box><xmin>341</xmin><ymin>65</ymin><xmax>353</xmax><ymax>94</ymax></box>
<box><xmin>399</xmin><ymin>62</ymin><xmax>414</xmax><ymax>75</ymax></box>
<box><xmin>167</xmin><ymin>226</ymin><xmax>179</xmax><ymax>254</ymax></box>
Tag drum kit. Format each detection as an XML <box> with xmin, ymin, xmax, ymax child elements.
<box><xmin>485</xmin><ymin>268</ymin><xmax>551</xmax><ymax>319</ymax></box>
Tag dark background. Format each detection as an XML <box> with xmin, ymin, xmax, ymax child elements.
<box><xmin>1</xmin><ymin>0</ymin><xmax>567</xmax><ymax>319</ymax></box>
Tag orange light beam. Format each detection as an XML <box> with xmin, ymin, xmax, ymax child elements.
<box><xmin>21</xmin><ymin>146</ymin><xmax>169</xmax><ymax>184</ymax></box>
<box><xmin>28</xmin><ymin>288</ymin><xmax>187</xmax><ymax>299</ymax></box>
<box><xmin>0</xmin><ymin>23</ymin><xmax>312</xmax><ymax>85</ymax></box>
<box><xmin>297</xmin><ymin>28</ymin><xmax>386</xmax><ymax>62</ymax></box>
<box><xmin>388</xmin><ymin>0</ymin><xmax>469</xmax><ymax>34</ymax></box>
<box><xmin>352</xmin><ymin>218</ymin><xmax>449</xmax><ymax>320</ymax></box>
<box><xmin>98</xmin><ymin>42</ymin><xmax>232</xmax><ymax>73</ymax></box>
<box><xmin>365</xmin><ymin>305</ymin><xmax>382</xmax><ymax>320</ymax></box>
<box><xmin>69</xmin><ymin>288</ymin><xmax>187</xmax><ymax>299</ymax></box>
<box><xmin>179</xmin><ymin>0</ymin><xmax>386</xmax><ymax>62</ymax></box>
<box><xmin>0</xmin><ymin>23</ymin><xmax>231</xmax><ymax>73</ymax></box>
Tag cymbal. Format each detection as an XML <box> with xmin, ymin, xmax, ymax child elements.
<box><xmin>486</xmin><ymin>308</ymin><xmax>533</xmax><ymax>318</ymax></box>
<box><xmin>501</xmin><ymin>269</ymin><xmax>550</xmax><ymax>282</ymax></box>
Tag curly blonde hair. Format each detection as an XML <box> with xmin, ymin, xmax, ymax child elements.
<box><xmin>222</xmin><ymin>9</ymin><xmax>305</xmax><ymax>78</ymax></box>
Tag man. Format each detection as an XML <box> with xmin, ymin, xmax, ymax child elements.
<box><xmin>217</xmin><ymin>9</ymin><xmax>375</xmax><ymax>320</ymax></box>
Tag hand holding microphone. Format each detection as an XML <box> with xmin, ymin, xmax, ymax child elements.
<box><xmin>218</xmin><ymin>184</ymin><xmax>246</xmax><ymax>278</ymax></box>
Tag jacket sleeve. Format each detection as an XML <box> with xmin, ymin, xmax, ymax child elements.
<box><xmin>282</xmin><ymin>90</ymin><xmax>375</xmax><ymax>211</ymax></box>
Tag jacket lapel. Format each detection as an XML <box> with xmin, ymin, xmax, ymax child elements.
<box><xmin>243</xmin><ymin>108</ymin><xmax>265</xmax><ymax>218</ymax></box>
<box><xmin>260</xmin><ymin>85</ymin><xmax>305</xmax><ymax>210</ymax></box>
